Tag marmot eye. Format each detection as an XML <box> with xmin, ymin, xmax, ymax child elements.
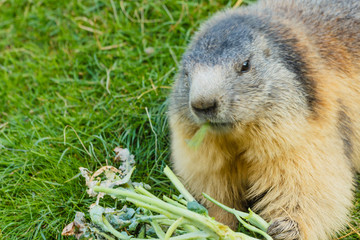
<box><xmin>240</xmin><ymin>60</ymin><xmax>251</xmax><ymax>73</ymax></box>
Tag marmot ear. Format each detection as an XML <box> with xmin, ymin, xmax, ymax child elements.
<box><xmin>255</xmin><ymin>35</ymin><xmax>271</xmax><ymax>58</ymax></box>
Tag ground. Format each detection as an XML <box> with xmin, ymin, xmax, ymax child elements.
<box><xmin>0</xmin><ymin>0</ymin><xmax>359</xmax><ymax>239</ymax></box>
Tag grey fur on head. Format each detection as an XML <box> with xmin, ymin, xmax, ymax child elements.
<box><xmin>170</xmin><ymin>10</ymin><xmax>312</xmax><ymax>130</ymax></box>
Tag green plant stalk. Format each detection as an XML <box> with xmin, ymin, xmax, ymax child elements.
<box><xmin>91</xmin><ymin>227</ymin><xmax>116</xmax><ymax>240</ymax></box>
<box><xmin>235</xmin><ymin>215</ymin><xmax>272</xmax><ymax>240</ymax></box>
<box><xmin>90</xmin><ymin>206</ymin><xmax>129</xmax><ymax>239</ymax></box>
<box><xmin>135</xmin><ymin>185</ymin><xmax>158</xmax><ymax>199</ymax></box>
<box><xmin>246</xmin><ymin>209</ymin><xmax>270</xmax><ymax>231</ymax></box>
<box><xmin>172</xmin><ymin>195</ymin><xmax>188</xmax><ymax>206</ymax></box>
<box><xmin>169</xmin><ymin>231</ymin><xmax>212</xmax><ymax>240</ymax></box>
<box><xmin>163</xmin><ymin>195</ymin><xmax>187</xmax><ymax>209</ymax></box>
<box><xmin>203</xmin><ymin>193</ymin><xmax>247</xmax><ymax>218</ymax></box>
<box><xmin>157</xmin><ymin>219</ymin><xmax>177</xmax><ymax>226</ymax></box>
<box><xmin>130</xmin><ymin>231</ymin><xmax>212</xmax><ymax>240</ymax></box>
<box><xmin>154</xmin><ymin>217</ymin><xmax>204</xmax><ymax>237</ymax></box>
<box><xmin>94</xmin><ymin>186</ymin><xmax>215</xmax><ymax>230</ymax></box>
<box><xmin>169</xmin><ymin>218</ymin><xmax>202</xmax><ymax>234</ymax></box>
<box><xmin>136</xmin><ymin>215</ymin><xmax>168</xmax><ymax>222</ymax></box>
<box><xmin>150</xmin><ymin>220</ymin><xmax>166</xmax><ymax>239</ymax></box>
<box><xmin>164</xmin><ymin>166</ymin><xmax>195</xmax><ymax>202</ymax></box>
<box><xmin>203</xmin><ymin>193</ymin><xmax>271</xmax><ymax>238</ymax></box>
<box><xmin>127</xmin><ymin>197</ymin><xmax>180</xmax><ymax>220</ymax></box>
<box><xmin>126</xmin><ymin>197</ymin><xmax>217</xmax><ymax>233</ymax></box>
<box><xmin>182</xmin><ymin>224</ymin><xmax>201</xmax><ymax>234</ymax></box>
<box><xmin>128</xmin><ymin>197</ymin><xmax>216</xmax><ymax>238</ymax></box>
<box><xmin>102</xmin><ymin>215</ymin><xmax>129</xmax><ymax>240</ymax></box>
<box><xmin>94</xmin><ymin>186</ymin><xmax>260</xmax><ymax>240</ymax></box>
<box><xmin>138</xmin><ymin>225</ymin><xmax>145</xmax><ymax>239</ymax></box>
<box><xmin>164</xmin><ymin>217</ymin><xmax>185</xmax><ymax>240</ymax></box>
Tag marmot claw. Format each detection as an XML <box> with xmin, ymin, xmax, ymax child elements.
<box><xmin>267</xmin><ymin>217</ymin><xmax>300</xmax><ymax>240</ymax></box>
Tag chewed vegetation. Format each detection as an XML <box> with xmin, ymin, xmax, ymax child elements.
<box><xmin>0</xmin><ymin>0</ymin><xmax>358</xmax><ymax>239</ymax></box>
<box><xmin>62</xmin><ymin>147</ymin><xmax>272</xmax><ymax>239</ymax></box>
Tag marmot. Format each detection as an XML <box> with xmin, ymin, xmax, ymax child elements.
<box><xmin>168</xmin><ymin>0</ymin><xmax>360</xmax><ymax>239</ymax></box>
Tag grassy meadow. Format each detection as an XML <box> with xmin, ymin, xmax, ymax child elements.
<box><xmin>0</xmin><ymin>0</ymin><xmax>359</xmax><ymax>239</ymax></box>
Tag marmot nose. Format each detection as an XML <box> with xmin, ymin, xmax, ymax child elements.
<box><xmin>191</xmin><ymin>99</ymin><xmax>218</xmax><ymax>117</ymax></box>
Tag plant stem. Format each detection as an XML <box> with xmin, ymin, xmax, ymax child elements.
<box><xmin>203</xmin><ymin>193</ymin><xmax>248</xmax><ymax>218</ymax></box>
<box><xmin>136</xmin><ymin>215</ymin><xmax>168</xmax><ymax>222</ymax></box>
<box><xmin>163</xmin><ymin>195</ymin><xmax>187</xmax><ymax>209</ymax></box>
<box><xmin>235</xmin><ymin>215</ymin><xmax>272</xmax><ymax>240</ymax></box>
<box><xmin>163</xmin><ymin>166</ymin><xmax>195</xmax><ymax>202</ymax></box>
<box><xmin>102</xmin><ymin>215</ymin><xmax>128</xmax><ymax>239</ymax></box>
<box><xmin>90</xmin><ymin>205</ymin><xmax>128</xmax><ymax>239</ymax></box>
<box><xmin>127</xmin><ymin>197</ymin><xmax>180</xmax><ymax>219</ymax></box>
<box><xmin>172</xmin><ymin>195</ymin><xmax>188</xmax><ymax>206</ymax></box>
<box><xmin>135</xmin><ymin>185</ymin><xmax>157</xmax><ymax>199</ymax></box>
<box><xmin>246</xmin><ymin>209</ymin><xmax>270</xmax><ymax>231</ymax></box>
<box><xmin>164</xmin><ymin>217</ymin><xmax>185</xmax><ymax>240</ymax></box>
<box><xmin>168</xmin><ymin>231</ymin><xmax>212</xmax><ymax>240</ymax></box>
<box><xmin>203</xmin><ymin>193</ymin><xmax>271</xmax><ymax>239</ymax></box>
<box><xmin>150</xmin><ymin>220</ymin><xmax>166</xmax><ymax>239</ymax></box>
<box><xmin>91</xmin><ymin>227</ymin><xmax>116</xmax><ymax>240</ymax></box>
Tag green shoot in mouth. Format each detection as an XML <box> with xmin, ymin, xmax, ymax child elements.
<box><xmin>187</xmin><ymin>123</ymin><xmax>211</xmax><ymax>149</ymax></box>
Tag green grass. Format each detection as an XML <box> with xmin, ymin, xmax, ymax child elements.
<box><xmin>0</xmin><ymin>0</ymin><xmax>358</xmax><ymax>239</ymax></box>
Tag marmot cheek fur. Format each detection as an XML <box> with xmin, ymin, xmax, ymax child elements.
<box><xmin>168</xmin><ymin>0</ymin><xmax>360</xmax><ymax>239</ymax></box>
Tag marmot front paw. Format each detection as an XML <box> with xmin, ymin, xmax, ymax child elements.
<box><xmin>267</xmin><ymin>217</ymin><xmax>300</xmax><ymax>240</ymax></box>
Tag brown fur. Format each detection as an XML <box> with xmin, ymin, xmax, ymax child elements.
<box><xmin>169</xmin><ymin>0</ymin><xmax>360</xmax><ymax>239</ymax></box>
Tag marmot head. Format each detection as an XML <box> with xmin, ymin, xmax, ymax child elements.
<box><xmin>169</xmin><ymin>10</ymin><xmax>315</xmax><ymax>133</ymax></box>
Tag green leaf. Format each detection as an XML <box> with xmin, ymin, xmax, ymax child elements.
<box><xmin>187</xmin><ymin>201</ymin><xmax>208</xmax><ymax>215</ymax></box>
